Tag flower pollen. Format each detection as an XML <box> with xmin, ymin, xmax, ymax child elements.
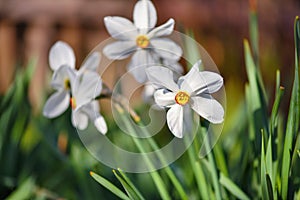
<box><xmin>136</xmin><ymin>35</ymin><xmax>150</xmax><ymax>48</ymax></box>
<box><xmin>70</xmin><ymin>97</ymin><xmax>76</xmax><ymax>110</ymax></box>
<box><xmin>175</xmin><ymin>91</ymin><xmax>190</xmax><ymax>105</ymax></box>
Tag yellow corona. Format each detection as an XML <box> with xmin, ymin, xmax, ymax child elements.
<box><xmin>136</xmin><ymin>35</ymin><xmax>150</xmax><ymax>48</ymax></box>
<box><xmin>175</xmin><ymin>91</ymin><xmax>190</xmax><ymax>105</ymax></box>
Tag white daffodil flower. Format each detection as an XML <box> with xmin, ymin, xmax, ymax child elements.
<box><xmin>70</xmin><ymin>71</ymin><xmax>108</xmax><ymax>134</ymax></box>
<box><xmin>103</xmin><ymin>0</ymin><xmax>182</xmax><ymax>83</ymax></box>
<box><xmin>44</xmin><ymin>41</ymin><xmax>107</xmax><ymax>134</ymax></box>
<box><xmin>146</xmin><ymin>60</ymin><xmax>224</xmax><ymax>138</ymax></box>
<box><xmin>43</xmin><ymin>41</ymin><xmax>101</xmax><ymax>118</ymax></box>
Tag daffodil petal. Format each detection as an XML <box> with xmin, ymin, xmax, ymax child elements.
<box><xmin>94</xmin><ymin>116</ymin><xmax>108</xmax><ymax>135</ymax></box>
<box><xmin>103</xmin><ymin>41</ymin><xmax>136</xmax><ymax>60</ymax></box>
<box><xmin>79</xmin><ymin>52</ymin><xmax>101</xmax><ymax>73</ymax></box>
<box><xmin>104</xmin><ymin>16</ymin><xmax>138</xmax><ymax>40</ymax></box>
<box><xmin>128</xmin><ymin>50</ymin><xmax>155</xmax><ymax>83</ymax></box>
<box><xmin>179</xmin><ymin>61</ymin><xmax>223</xmax><ymax>95</ymax></box>
<box><xmin>190</xmin><ymin>95</ymin><xmax>224</xmax><ymax>124</ymax></box>
<box><xmin>49</xmin><ymin>41</ymin><xmax>75</xmax><ymax>71</ymax></box>
<box><xmin>154</xmin><ymin>89</ymin><xmax>176</xmax><ymax>107</ymax></box>
<box><xmin>147</xmin><ymin>18</ymin><xmax>175</xmax><ymax>38</ymax></box>
<box><xmin>146</xmin><ymin>66</ymin><xmax>179</xmax><ymax>91</ymax></box>
<box><xmin>198</xmin><ymin>71</ymin><xmax>224</xmax><ymax>93</ymax></box>
<box><xmin>133</xmin><ymin>0</ymin><xmax>157</xmax><ymax>33</ymax></box>
<box><xmin>151</xmin><ymin>38</ymin><xmax>182</xmax><ymax>61</ymax></box>
<box><xmin>72</xmin><ymin>110</ymin><xmax>89</xmax><ymax>130</ymax></box>
<box><xmin>73</xmin><ymin>71</ymin><xmax>102</xmax><ymax>107</ymax></box>
<box><xmin>167</xmin><ymin>104</ymin><xmax>184</xmax><ymax>138</ymax></box>
<box><xmin>43</xmin><ymin>90</ymin><xmax>70</xmax><ymax>118</ymax></box>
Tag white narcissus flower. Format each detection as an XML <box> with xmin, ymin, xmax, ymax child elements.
<box><xmin>43</xmin><ymin>41</ymin><xmax>107</xmax><ymax>134</ymax></box>
<box><xmin>103</xmin><ymin>0</ymin><xmax>182</xmax><ymax>83</ymax></box>
<box><xmin>146</xmin><ymin>60</ymin><xmax>224</xmax><ymax>138</ymax></box>
<box><xmin>43</xmin><ymin>41</ymin><xmax>101</xmax><ymax>118</ymax></box>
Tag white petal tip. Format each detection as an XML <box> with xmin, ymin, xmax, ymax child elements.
<box><xmin>94</xmin><ymin>117</ymin><xmax>108</xmax><ymax>135</ymax></box>
<box><xmin>42</xmin><ymin>110</ymin><xmax>53</xmax><ymax>118</ymax></box>
<box><xmin>169</xmin><ymin>18</ymin><xmax>175</xmax><ymax>23</ymax></box>
<box><xmin>104</xmin><ymin>16</ymin><xmax>112</xmax><ymax>21</ymax></box>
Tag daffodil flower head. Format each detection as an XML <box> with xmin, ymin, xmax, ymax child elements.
<box><xmin>103</xmin><ymin>0</ymin><xmax>183</xmax><ymax>83</ymax></box>
<box><xmin>44</xmin><ymin>41</ymin><xmax>102</xmax><ymax>118</ymax></box>
<box><xmin>146</xmin><ymin>60</ymin><xmax>224</xmax><ymax>138</ymax></box>
<box><xmin>44</xmin><ymin>41</ymin><xmax>107</xmax><ymax>134</ymax></box>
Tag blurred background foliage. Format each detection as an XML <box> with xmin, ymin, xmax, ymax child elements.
<box><xmin>0</xmin><ymin>0</ymin><xmax>300</xmax><ymax>199</ymax></box>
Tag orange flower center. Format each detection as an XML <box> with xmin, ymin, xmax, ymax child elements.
<box><xmin>70</xmin><ymin>97</ymin><xmax>76</xmax><ymax>110</ymax></box>
<box><xmin>136</xmin><ymin>35</ymin><xmax>150</xmax><ymax>48</ymax></box>
<box><xmin>175</xmin><ymin>91</ymin><xmax>190</xmax><ymax>105</ymax></box>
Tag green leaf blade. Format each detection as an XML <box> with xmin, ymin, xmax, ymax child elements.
<box><xmin>90</xmin><ymin>171</ymin><xmax>130</xmax><ymax>200</ymax></box>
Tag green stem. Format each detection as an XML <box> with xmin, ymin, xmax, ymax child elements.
<box><xmin>136</xmin><ymin>121</ymin><xmax>188</xmax><ymax>200</ymax></box>
<box><xmin>186</xmin><ymin>138</ymin><xmax>209</xmax><ymax>199</ymax></box>
<box><xmin>118</xmin><ymin>110</ymin><xmax>171</xmax><ymax>200</ymax></box>
<box><xmin>200</xmin><ymin>128</ymin><xmax>222</xmax><ymax>200</ymax></box>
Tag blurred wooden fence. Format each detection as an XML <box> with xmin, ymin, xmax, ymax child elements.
<box><xmin>0</xmin><ymin>0</ymin><xmax>299</xmax><ymax>108</ymax></box>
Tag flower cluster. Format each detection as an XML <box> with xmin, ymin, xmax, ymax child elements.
<box><xmin>43</xmin><ymin>0</ymin><xmax>224</xmax><ymax>138</ymax></box>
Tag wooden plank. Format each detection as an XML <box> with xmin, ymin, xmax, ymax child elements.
<box><xmin>0</xmin><ymin>20</ymin><xmax>16</xmax><ymax>93</ymax></box>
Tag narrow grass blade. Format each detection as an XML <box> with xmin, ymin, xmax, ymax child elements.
<box><xmin>260</xmin><ymin>134</ymin><xmax>268</xmax><ymax>200</ymax></box>
<box><xmin>266</xmin><ymin>174</ymin><xmax>274</xmax><ymax>200</ymax></box>
<box><xmin>265</xmin><ymin>135</ymin><xmax>275</xmax><ymax>197</ymax></box>
<box><xmin>183</xmin><ymin>30</ymin><xmax>203</xmax><ymax>70</ymax></box>
<box><xmin>249</xmin><ymin>0</ymin><xmax>259</xmax><ymax>65</ymax></box>
<box><xmin>186</xmin><ymin>137</ymin><xmax>209</xmax><ymax>200</ymax></box>
<box><xmin>281</xmin><ymin>16</ymin><xmax>300</xmax><ymax>199</ymax></box>
<box><xmin>116</xmin><ymin>168</ymin><xmax>145</xmax><ymax>200</ymax></box>
<box><xmin>113</xmin><ymin>170</ymin><xmax>141</xmax><ymax>200</ymax></box>
<box><xmin>219</xmin><ymin>173</ymin><xmax>250</xmax><ymax>200</ymax></box>
<box><xmin>244</xmin><ymin>39</ymin><xmax>269</xmax><ymax>132</ymax></box>
<box><xmin>199</xmin><ymin>127</ymin><xmax>222</xmax><ymax>200</ymax></box>
<box><xmin>270</xmin><ymin>71</ymin><xmax>284</xmax><ymax>136</ymax></box>
<box><xmin>213</xmin><ymin>142</ymin><xmax>229</xmax><ymax>176</ymax></box>
<box><xmin>248</xmin><ymin>0</ymin><xmax>268</xmax><ymax>103</ymax></box>
<box><xmin>90</xmin><ymin>171</ymin><xmax>130</xmax><ymax>200</ymax></box>
<box><xmin>6</xmin><ymin>177</ymin><xmax>35</xmax><ymax>200</ymax></box>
